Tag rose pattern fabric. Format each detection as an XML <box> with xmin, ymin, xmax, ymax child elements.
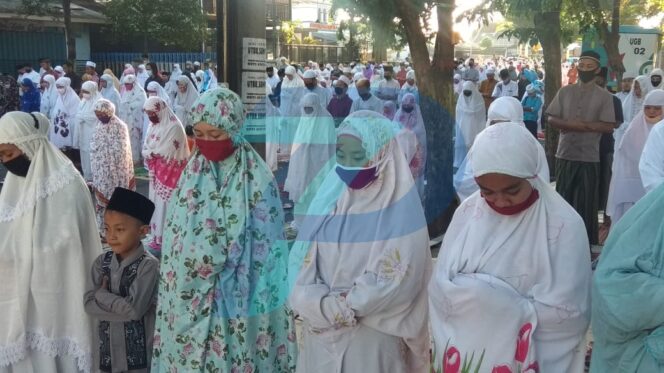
<box><xmin>151</xmin><ymin>88</ymin><xmax>297</xmax><ymax>372</ymax></box>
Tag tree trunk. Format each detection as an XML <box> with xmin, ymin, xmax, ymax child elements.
<box><xmin>62</xmin><ymin>0</ymin><xmax>76</xmax><ymax>61</ymax></box>
<box><xmin>397</xmin><ymin>0</ymin><xmax>456</xmax><ymax>237</ymax></box>
<box><xmin>536</xmin><ymin>10</ymin><xmax>562</xmax><ymax>178</ymax></box>
<box><xmin>371</xmin><ymin>27</ymin><xmax>388</xmax><ymax>62</ymax></box>
<box><xmin>590</xmin><ymin>0</ymin><xmax>625</xmax><ymax>83</ymax></box>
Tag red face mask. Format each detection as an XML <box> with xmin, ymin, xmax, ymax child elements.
<box><xmin>485</xmin><ymin>188</ymin><xmax>540</xmax><ymax>216</ymax></box>
<box><xmin>147</xmin><ymin>112</ymin><xmax>160</xmax><ymax>124</ymax></box>
<box><xmin>196</xmin><ymin>137</ymin><xmax>236</xmax><ymax>162</ymax></box>
<box><xmin>124</xmin><ymin>83</ymin><xmax>133</xmax><ymax>91</ymax></box>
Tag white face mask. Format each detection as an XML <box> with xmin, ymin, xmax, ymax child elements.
<box><xmin>57</xmin><ymin>87</ymin><xmax>65</xmax><ymax>95</ymax></box>
<box><xmin>148</xmin><ymin>92</ymin><xmax>157</xmax><ymax>97</ymax></box>
<box><xmin>147</xmin><ymin>70</ymin><xmax>153</xmax><ymax>77</ymax></box>
<box><xmin>82</xmin><ymin>92</ymin><xmax>91</xmax><ymax>99</ymax></box>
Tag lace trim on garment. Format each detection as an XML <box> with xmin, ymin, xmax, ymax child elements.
<box><xmin>11</xmin><ymin>133</ymin><xmax>48</xmax><ymax>145</ymax></box>
<box><xmin>0</xmin><ymin>163</ymin><xmax>79</xmax><ymax>223</ymax></box>
<box><xmin>153</xmin><ymin>177</ymin><xmax>175</xmax><ymax>201</ymax></box>
<box><xmin>0</xmin><ymin>330</ymin><xmax>91</xmax><ymax>372</ymax></box>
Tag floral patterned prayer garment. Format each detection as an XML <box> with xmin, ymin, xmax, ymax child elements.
<box><xmin>151</xmin><ymin>88</ymin><xmax>297</xmax><ymax>373</ymax></box>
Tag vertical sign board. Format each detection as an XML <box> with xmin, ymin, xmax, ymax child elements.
<box><xmin>241</xmin><ymin>38</ymin><xmax>268</xmax><ymax>143</ymax></box>
<box><xmin>618</xmin><ymin>32</ymin><xmax>659</xmax><ymax>77</ymax></box>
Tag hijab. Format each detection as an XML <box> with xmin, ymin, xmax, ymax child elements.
<box><xmin>174</xmin><ymin>75</ymin><xmax>200</xmax><ymax>126</ymax></box>
<box><xmin>40</xmin><ymin>74</ymin><xmax>58</xmax><ymax>118</ymax></box>
<box><xmin>288</xmin><ymin>110</ymin><xmax>432</xmax><ymax>373</ymax></box>
<box><xmin>607</xmin><ymin>89</ymin><xmax>664</xmax><ymax>222</ymax></box>
<box><xmin>74</xmin><ymin>80</ymin><xmax>103</xmax><ymax>151</ymax></box>
<box><xmin>431</xmin><ymin>123</ymin><xmax>591</xmax><ymax>373</ymax></box>
<box><xmin>51</xmin><ymin>76</ymin><xmax>81</xmax><ymax>147</ymax></box>
<box><xmin>285</xmin><ymin>92</ymin><xmax>336</xmax><ymax>206</ymax></box>
<box><xmin>100</xmin><ymin>73</ymin><xmax>121</xmax><ymax>109</ymax></box>
<box><xmin>383</xmin><ymin>101</ymin><xmax>397</xmax><ymax>120</ymax></box>
<box><xmin>90</xmin><ymin>99</ymin><xmax>135</xmax><ymax>200</ymax></box>
<box><xmin>282</xmin><ymin>65</ymin><xmax>305</xmax><ymax>89</ymax></box>
<box><xmin>142</xmin><ymin>97</ymin><xmax>190</xmax><ymax>199</ymax></box>
<box><xmin>394</xmin><ymin>93</ymin><xmax>427</xmax><ymax>175</ymax></box>
<box><xmin>20</xmin><ymin>77</ymin><xmax>40</xmax><ymax>113</ymax></box>
<box><xmin>102</xmin><ymin>68</ymin><xmax>121</xmax><ymax>91</ymax></box>
<box><xmin>0</xmin><ymin>111</ymin><xmax>100</xmax><ymax>372</ymax></box>
<box><xmin>146</xmin><ymin>81</ymin><xmax>172</xmax><ymax>106</ymax></box>
<box><xmin>454</xmin><ymin>97</ymin><xmax>547</xmax><ymax>202</ymax></box>
<box><xmin>455</xmin><ymin>81</ymin><xmax>486</xmax><ymax>149</ymax></box>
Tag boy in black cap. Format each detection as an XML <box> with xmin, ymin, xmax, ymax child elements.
<box><xmin>84</xmin><ymin>187</ymin><xmax>159</xmax><ymax>373</ymax></box>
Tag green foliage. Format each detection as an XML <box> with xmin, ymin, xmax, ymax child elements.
<box><xmin>479</xmin><ymin>37</ymin><xmax>493</xmax><ymax>49</ymax></box>
<box><xmin>103</xmin><ymin>0</ymin><xmax>207</xmax><ymax>50</ymax></box>
<box><xmin>280</xmin><ymin>20</ymin><xmax>301</xmax><ymax>44</ymax></box>
<box><xmin>330</xmin><ymin>0</ymin><xmax>416</xmax><ymax>52</ymax></box>
<box><xmin>20</xmin><ymin>0</ymin><xmax>59</xmax><ymax>16</ymax></box>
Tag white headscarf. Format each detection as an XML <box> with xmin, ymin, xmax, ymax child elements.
<box><xmin>146</xmin><ymin>81</ymin><xmax>172</xmax><ymax>107</ymax></box>
<box><xmin>51</xmin><ymin>76</ymin><xmax>81</xmax><ymax>148</ymax></box>
<box><xmin>100</xmin><ymin>73</ymin><xmax>121</xmax><ymax>110</ymax></box>
<box><xmin>74</xmin><ymin>81</ymin><xmax>102</xmax><ymax>152</ymax></box>
<box><xmin>288</xmin><ymin>110</ymin><xmax>431</xmax><ymax>373</ymax></box>
<box><xmin>39</xmin><ymin>74</ymin><xmax>58</xmax><ymax>119</ymax></box>
<box><xmin>431</xmin><ymin>123</ymin><xmax>591</xmax><ymax>373</ymax></box>
<box><xmin>284</xmin><ymin>92</ymin><xmax>336</xmax><ymax>204</ymax></box>
<box><xmin>607</xmin><ymin>89</ymin><xmax>664</xmax><ymax>222</ymax></box>
<box><xmin>639</xmin><ymin>117</ymin><xmax>664</xmax><ymax>193</ymax></box>
<box><xmin>454</xmin><ymin>97</ymin><xmax>548</xmax><ymax>202</ymax></box>
<box><xmin>0</xmin><ymin>111</ymin><xmax>100</xmax><ymax>372</ymax></box>
<box><xmin>620</xmin><ymin>75</ymin><xmax>651</xmax><ymax>143</ymax></box>
<box><xmin>282</xmin><ymin>66</ymin><xmax>305</xmax><ymax>89</ymax></box>
<box><xmin>649</xmin><ymin>68</ymin><xmax>663</xmax><ymax>90</ymax></box>
<box><xmin>142</xmin><ymin>96</ymin><xmax>189</xmax><ymax>162</ymax></box>
<box><xmin>136</xmin><ymin>64</ymin><xmax>150</xmax><ymax>89</ymax></box>
<box><xmin>174</xmin><ymin>75</ymin><xmax>199</xmax><ymax>127</ymax></box>
<box><xmin>166</xmin><ymin>64</ymin><xmax>183</xmax><ymax>102</ymax></box>
<box><xmin>455</xmin><ymin>81</ymin><xmax>487</xmax><ymax>150</ymax></box>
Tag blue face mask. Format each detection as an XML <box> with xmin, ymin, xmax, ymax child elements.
<box><xmin>335</xmin><ymin>164</ymin><xmax>378</xmax><ymax>189</ymax></box>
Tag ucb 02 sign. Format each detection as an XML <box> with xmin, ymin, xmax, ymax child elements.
<box><xmin>618</xmin><ymin>31</ymin><xmax>659</xmax><ymax>76</ymax></box>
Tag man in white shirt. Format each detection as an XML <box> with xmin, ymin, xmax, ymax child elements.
<box><xmin>350</xmin><ymin>79</ymin><xmax>384</xmax><ymax>114</ymax></box>
<box><xmin>303</xmin><ymin>69</ymin><xmax>331</xmax><ymax>106</ymax></box>
<box><xmin>376</xmin><ymin>65</ymin><xmax>401</xmax><ymax>105</ymax></box>
<box><xmin>462</xmin><ymin>58</ymin><xmax>480</xmax><ymax>83</ymax></box>
<box><xmin>492</xmin><ymin>68</ymin><xmax>519</xmax><ymax>99</ymax></box>
<box><xmin>266</xmin><ymin>66</ymin><xmax>280</xmax><ymax>90</ymax></box>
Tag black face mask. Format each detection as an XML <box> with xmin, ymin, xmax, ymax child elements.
<box><xmin>652</xmin><ymin>77</ymin><xmax>662</xmax><ymax>87</ymax></box>
<box><xmin>578</xmin><ymin>70</ymin><xmax>597</xmax><ymax>84</ymax></box>
<box><xmin>305</xmin><ymin>83</ymin><xmax>316</xmax><ymax>90</ymax></box>
<box><xmin>2</xmin><ymin>154</ymin><xmax>31</xmax><ymax>177</ymax></box>
<box><xmin>402</xmin><ymin>106</ymin><xmax>414</xmax><ymax>113</ymax></box>
<box><xmin>334</xmin><ymin>87</ymin><xmax>345</xmax><ymax>96</ymax></box>
<box><xmin>359</xmin><ymin>91</ymin><xmax>371</xmax><ymax>100</ymax></box>
<box><xmin>463</xmin><ymin>91</ymin><xmax>472</xmax><ymax>97</ymax></box>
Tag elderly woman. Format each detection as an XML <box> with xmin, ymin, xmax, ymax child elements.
<box><xmin>591</xmin><ymin>181</ymin><xmax>664</xmax><ymax>372</ymax></box>
<box><xmin>151</xmin><ymin>88</ymin><xmax>296</xmax><ymax>372</ymax></box>
<box><xmin>430</xmin><ymin>123</ymin><xmax>591</xmax><ymax>373</ymax></box>
<box><xmin>141</xmin><ymin>97</ymin><xmax>190</xmax><ymax>253</ymax></box>
<box><xmin>173</xmin><ymin>75</ymin><xmax>199</xmax><ymax>128</ymax></box>
<box><xmin>118</xmin><ymin>74</ymin><xmax>146</xmax><ymax>164</ymax></box>
<box><xmin>289</xmin><ymin>110</ymin><xmax>432</xmax><ymax>372</ymax></box>
<box><xmin>90</xmin><ymin>99</ymin><xmax>136</xmax><ymax>233</ymax></box>
<box><xmin>0</xmin><ymin>111</ymin><xmax>100</xmax><ymax>372</ymax></box>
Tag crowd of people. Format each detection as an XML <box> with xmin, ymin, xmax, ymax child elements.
<box><xmin>0</xmin><ymin>49</ymin><xmax>663</xmax><ymax>373</ymax></box>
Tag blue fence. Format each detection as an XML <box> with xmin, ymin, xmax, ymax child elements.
<box><xmin>91</xmin><ymin>52</ymin><xmax>217</xmax><ymax>75</ymax></box>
